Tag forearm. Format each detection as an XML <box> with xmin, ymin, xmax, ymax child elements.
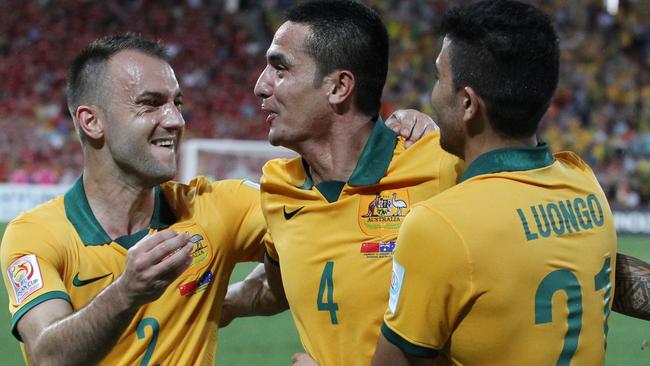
<box><xmin>612</xmin><ymin>253</ymin><xmax>650</xmax><ymax>320</ymax></box>
<box><xmin>27</xmin><ymin>280</ymin><xmax>138</xmax><ymax>366</ymax></box>
<box><xmin>224</xmin><ymin>263</ymin><xmax>289</xmax><ymax>318</ymax></box>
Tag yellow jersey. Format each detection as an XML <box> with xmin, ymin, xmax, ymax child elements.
<box><xmin>1</xmin><ymin>176</ymin><xmax>265</xmax><ymax>366</ymax></box>
<box><xmin>383</xmin><ymin>145</ymin><xmax>617</xmax><ymax>365</ymax></box>
<box><xmin>262</xmin><ymin>121</ymin><xmax>462</xmax><ymax>366</ymax></box>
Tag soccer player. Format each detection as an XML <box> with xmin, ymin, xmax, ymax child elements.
<box><xmin>372</xmin><ymin>1</ymin><xmax>618</xmax><ymax>365</ymax></box>
<box><xmin>226</xmin><ymin>1</ymin><xmax>462</xmax><ymax>366</ymax></box>
<box><xmin>223</xmin><ymin>1</ymin><xmax>650</xmax><ymax>365</ymax></box>
<box><xmin>0</xmin><ymin>34</ymin><xmax>266</xmax><ymax>365</ymax></box>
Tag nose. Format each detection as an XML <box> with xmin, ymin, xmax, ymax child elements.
<box><xmin>254</xmin><ymin>65</ymin><xmax>272</xmax><ymax>99</ymax></box>
<box><xmin>160</xmin><ymin>103</ymin><xmax>185</xmax><ymax>130</ymax></box>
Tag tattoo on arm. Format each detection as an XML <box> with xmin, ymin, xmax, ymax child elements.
<box><xmin>613</xmin><ymin>253</ymin><xmax>650</xmax><ymax>320</ymax></box>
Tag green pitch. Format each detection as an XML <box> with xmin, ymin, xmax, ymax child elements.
<box><xmin>0</xmin><ymin>220</ymin><xmax>648</xmax><ymax>365</ymax></box>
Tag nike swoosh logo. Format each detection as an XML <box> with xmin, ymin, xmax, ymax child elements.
<box><xmin>72</xmin><ymin>272</ymin><xmax>112</xmax><ymax>287</ymax></box>
<box><xmin>283</xmin><ymin>206</ymin><xmax>305</xmax><ymax>220</ymax></box>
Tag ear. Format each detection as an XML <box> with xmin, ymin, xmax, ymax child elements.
<box><xmin>326</xmin><ymin>70</ymin><xmax>355</xmax><ymax>106</ymax></box>
<box><xmin>76</xmin><ymin>105</ymin><xmax>105</xmax><ymax>140</ymax></box>
<box><xmin>461</xmin><ymin>86</ymin><xmax>481</xmax><ymax>123</ymax></box>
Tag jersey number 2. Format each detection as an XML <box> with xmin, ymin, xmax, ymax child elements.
<box><xmin>137</xmin><ymin>317</ymin><xmax>160</xmax><ymax>366</ymax></box>
<box><xmin>317</xmin><ymin>261</ymin><xmax>339</xmax><ymax>324</ymax></box>
<box><xmin>534</xmin><ymin>257</ymin><xmax>611</xmax><ymax>366</ymax></box>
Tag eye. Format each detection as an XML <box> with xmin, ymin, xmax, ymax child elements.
<box><xmin>272</xmin><ymin>64</ymin><xmax>286</xmax><ymax>77</ymax></box>
<box><xmin>139</xmin><ymin>99</ymin><xmax>162</xmax><ymax>108</ymax></box>
<box><xmin>174</xmin><ymin>99</ymin><xmax>183</xmax><ymax>110</ymax></box>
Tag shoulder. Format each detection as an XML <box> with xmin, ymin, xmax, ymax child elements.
<box><xmin>388</xmin><ymin>132</ymin><xmax>464</xmax><ymax>185</ymax></box>
<box><xmin>163</xmin><ymin>176</ymin><xmax>259</xmax><ymax>197</ymax></box>
<box><xmin>161</xmin><ymin>177</ymin><xmax>261</xmax><ymax>215</ymax></box>
<box><xmin>553</xmin><ymin>151</ymin><xmax>592</xmax><ymax>171</ymax></box>
<box><xmin>6</xmin><ymin>195</ymin><xmax>67</xmax><ymax>235</ymax></box>
<box><xmin>261</xmin><ymin>156</ymin><xmax>305</xmax><ymax>186</ymax></box>
<box><xmin>2</xmin><ymin>196</ymin><xmax>69</xmax><ymax>260</ymax></box>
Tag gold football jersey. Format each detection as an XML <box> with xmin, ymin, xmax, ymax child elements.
<box><xmin>1</xmin><ymin>176</ymin><xmax>265</xmax><ymax>366</ymax></box>
<box><xmin>383</xmin><ymin>146</ymin><xmax>617</xmax><ymax>365</ymax></box>
<box><xmin>263</xmin><ymin>121</ymin><xmax>463</xmax><ymax>366</ymax></box>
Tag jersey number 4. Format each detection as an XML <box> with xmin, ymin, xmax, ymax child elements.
<box><xmin>317</xmin><ymin>261</ymin><xmax>339</xmax><ymax>324</ymax></box>
<box><xmin>534</xmin><ymin>256</ymin><xmax>611</xmax><ymax>366</ymax></box>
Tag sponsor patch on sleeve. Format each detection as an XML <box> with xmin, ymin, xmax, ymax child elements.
<box><xmin>7</xmin><ymin>255</ymin><xmax>44</xmax><ymax>304</ymax></box>
<box><xmin>388</xmin><ymin>258</ymin><xmax>405</xmax><ymax>314</ymax></box>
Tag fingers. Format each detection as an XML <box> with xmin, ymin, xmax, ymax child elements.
<box><xmin>133</xmin><ymin>230</ymin><xmax>180</xmax><ymax>253</ymax></box>
<box><xmin>152</xmin><ymin>238</ymin><xmax>193</xmax><ymax>279</ymax></box>
<box><xmin>384</xmin><ymin>110</ymin><xmax>415</xmax><ymax>137</ymax></box>
<box><xmin>146</xmin><ymin>232</ymin><xmax>191</xmax><ymax>265</ymax></box>
<box><xmin>404</xmin><ymin>115</ymin><xmax>433</xmax><ymax>148</ymax></box>
<box><xmin>385</xmin><ymin>109</ymin><xmax>439</xmax><ymax>148</ymax></box>
<box><xmin>128</xmin><ymin>231</ymin><xmax>193</xmax><ymax>280</ymax></box>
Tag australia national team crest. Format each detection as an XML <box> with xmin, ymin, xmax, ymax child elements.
<box><xmin>178</xmin><ymin>233</ymin><xmax>214</xmax><ymax>296</ymax></box>
<box><xmin>359</xmin><ymin>190</ymin><xmax>410</xmax><ymax>235</ymax></box>
<box><xmin>7</xmin><ymin>254</ymin><xmax>43</xmax><ymax>304</ymax></box>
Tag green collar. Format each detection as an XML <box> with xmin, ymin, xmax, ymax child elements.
<box><xmin>460</xmin><ymin>142</ymin><xmax>555</xmax><ymax>182</ymax></box>
<box><xmin>299</xmin><ymin>118</ymin><xmax>397</xmax><ymax>191</ymax></box>
<box><xmin>64</xmin><ymin>176</ymin><xmax>176</xmax><ymax>246</ymax></box>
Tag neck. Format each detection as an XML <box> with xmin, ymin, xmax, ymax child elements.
<box><xmin>463</xmin><ymin>133</ymin><xmax>538</xmax><ymax>168</ymax></box>
<box><xmin>298</xmin><ymin>114</ymin><xmax>375</xmax><ymax>185</ymax></box>
<box><xmin>82</xmin><ymin>156</ymin><xmax>157</xmax><ymax>239</ymax></box>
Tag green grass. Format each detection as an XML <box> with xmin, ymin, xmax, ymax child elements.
<box><xmin>0</xmin><ymin>220</ymin><xmax>648</xmax><ymax>365</ymax></box>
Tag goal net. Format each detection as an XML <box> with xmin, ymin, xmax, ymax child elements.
<box><xmin>179</xmin><ymin>139</ymin><xmax>296</xmax><ymax>184</ymax></box>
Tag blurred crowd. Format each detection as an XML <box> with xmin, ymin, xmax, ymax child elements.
<box><xmin>0</xmin><ymin>0</ymin><xmax>648</xmax><ymax>208</ymax></box>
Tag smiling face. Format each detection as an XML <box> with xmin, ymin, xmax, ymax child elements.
<box><xmin>253</xmin><ymin>21</ymin><xmax>332</xmax><ymax>151</ymax></box>
<box><xmin>101</xmin><ymin>50</ymin><xmax>184</xmax><ymax>185</ymax></box>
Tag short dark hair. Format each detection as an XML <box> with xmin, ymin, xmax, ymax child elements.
<box><xmin>440</xmin><ymin>0</ymin><xmax>559</xmax><ymax>138</ymax></box>
<box><xmin>66</xmin><ymin>33</ymin><xmax>168</xmax><ymax>131</ymax></box>
<box><xmin>286</xmin><ymin>0</ymin><xmax>389</xmax><ymax>117</ymax></box>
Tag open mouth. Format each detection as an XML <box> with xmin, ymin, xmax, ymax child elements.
<box><xmin>266</xmin><ymin>112</ymin><xmax>278</xmax><ymax>125</ymax></box>
<box><xmin>151</xmin><ymin>138</ymin><xmax>175</xmax><ymax>150</ymax></box>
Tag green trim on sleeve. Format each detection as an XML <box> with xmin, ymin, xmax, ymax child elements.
<box><xmin>11</xmin><ymin>291</ymin><xmax>71</xmax><ymax>341</ymax></box>
<box><xmin>381</xmin><ymin>322</ymin><xmax>439</xmax><ymax>359</ymax></box>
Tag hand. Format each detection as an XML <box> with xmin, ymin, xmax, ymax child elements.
<box><xmin>385</xmin><ymin>109</ymin><xmax>439</xmax><ymax>148</ymax></box>
<box><xmin>219</xmin><ymin>285</ymin><xmax>237</xmax><ymax>328</ymax></box>
<box><xmin>291</xmin><ymin>352</ymin><xmax>319</xmax><ymax>366</ymax></box>
<box><xmin>116</xmin><ymin>231</ymin><xmax>194</xmax><ymax>307</ymax></box>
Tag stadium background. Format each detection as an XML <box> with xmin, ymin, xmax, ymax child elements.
<box><xmin>0</xmin><ymin>0</ymin><xmax>648</xmax><ymax>365</ymax></box>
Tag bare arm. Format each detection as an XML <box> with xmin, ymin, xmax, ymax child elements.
<box><xmin>220</xmin><ymin>255</ymin><xmax>289</xmax><ymax>327</ymax></box>
<box><xmin>18</xmin><ymin>231</ymin><xmax>193</xmax><ymax>366</ymax></box>
<box><xmin>371</xmin><ymin>334</ymin><xmax>433</xmax><ymax>366</ymax></box>
<box><xmin>613</xmin><ymin>253</ymin><xmax>650</xmax><ymax>320</ymax></box>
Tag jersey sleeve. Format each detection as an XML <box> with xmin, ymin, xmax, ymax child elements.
<box><xmin>382</xmin><ymin>204</ymin><xmax>473</xmax><ymax>357</ymax></box>
<box><xmin>263</xmin><ymin>231</ymin><xmax>279</xmax><ymax>264</ymax></box>
<box><xmin>219</xmin><ymin>180</ymin><xmax>267</xmax><ymax>262</ymax></box>
<box><xmin>1</xmin><ymin>217</ymin><xmax>71</xmax><ymax>340</ymax></box>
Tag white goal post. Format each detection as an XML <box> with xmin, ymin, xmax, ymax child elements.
<box><xmin>179</xmin><ymin>139</ymin><xmax>296</xmax><ymax>184</ymax></box>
